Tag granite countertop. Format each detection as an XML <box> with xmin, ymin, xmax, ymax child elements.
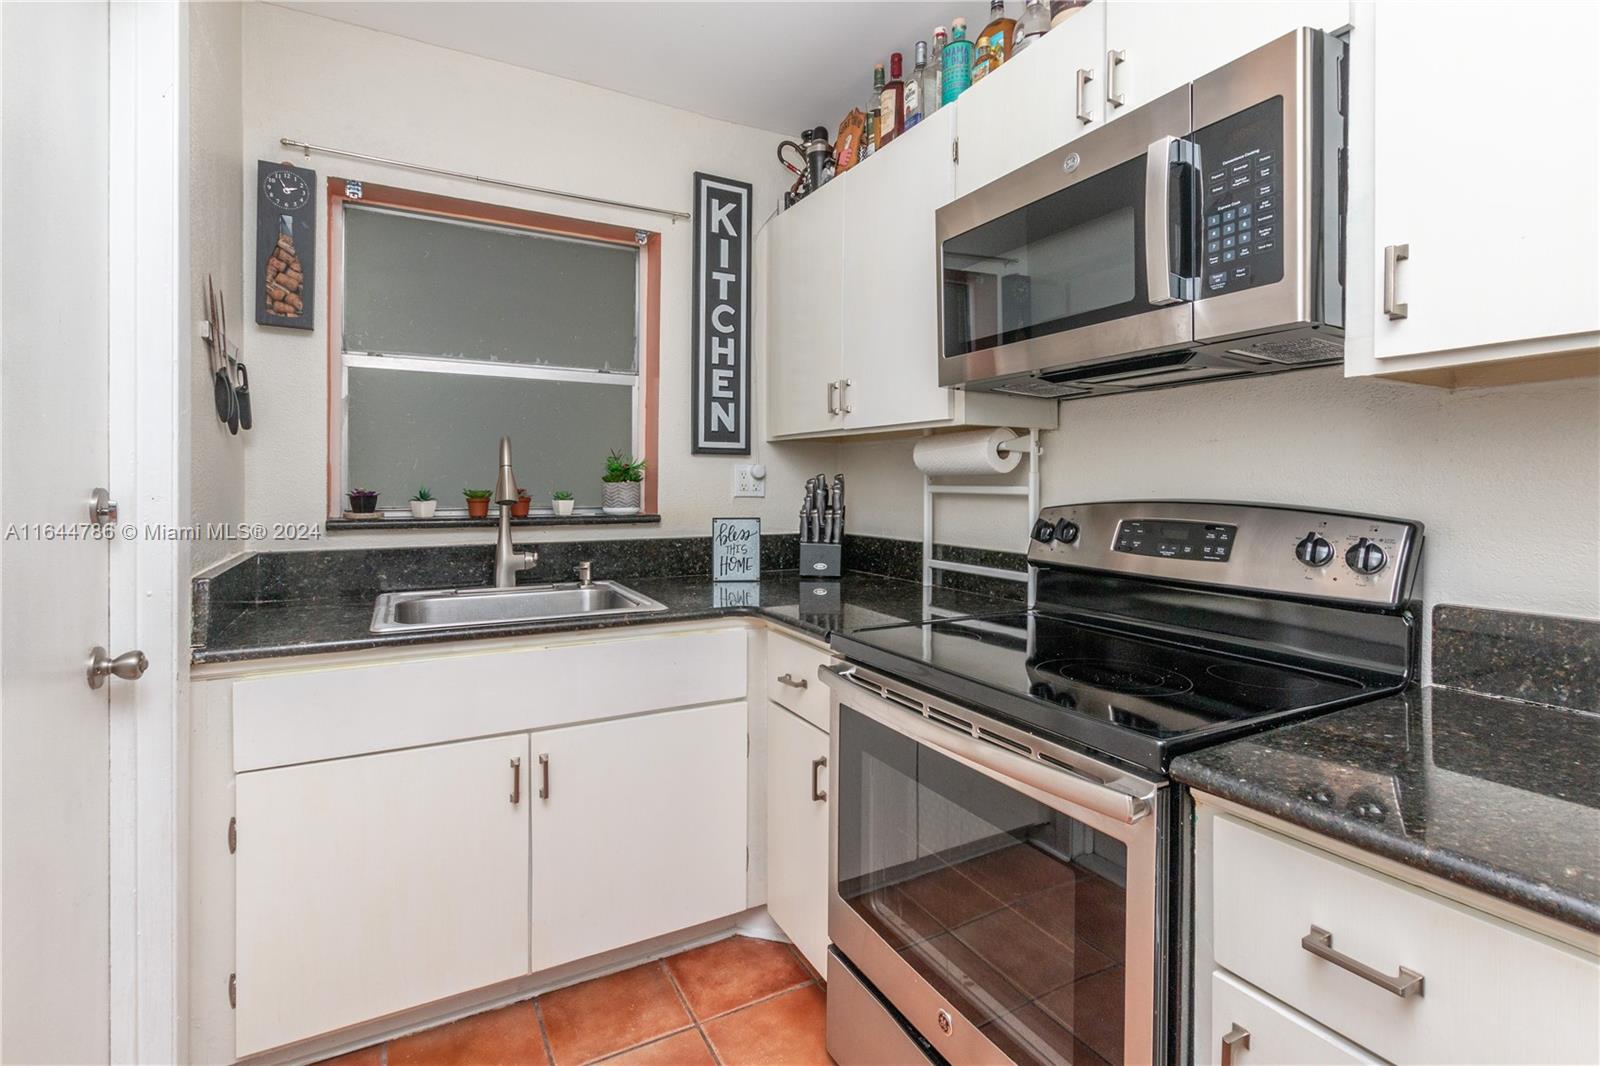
<box><xmin>191</xmin><ymin>570</ymin><xmax>1021</xmax><ymax>666</ymax></box>
<box><xmin>1173</xmin><ymin>686</ymin><xmax>1600</xmax><ymax>933</ymax></box>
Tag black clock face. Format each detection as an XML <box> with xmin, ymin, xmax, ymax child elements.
<box><xmin>263</xmin><ymin>169</ymin><xmax>310</xmax><ymax>211</ymax></box>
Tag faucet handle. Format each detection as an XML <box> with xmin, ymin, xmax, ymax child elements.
<box><xmin>575</xmin><ymin>561</ymin><xmax>593</xmax><ymax>587</ymax></box>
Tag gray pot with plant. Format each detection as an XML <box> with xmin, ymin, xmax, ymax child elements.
<box><xmin>551</xmin><ymin>489</ymin><xmax>575</xmax><ymax>517</ymax></box>
<box><xmin>600</xmin><ymin>451</ymin><xmax>645</xmax><ymax>515</ymax></box>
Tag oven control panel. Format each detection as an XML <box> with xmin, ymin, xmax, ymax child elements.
<box><xmin>1028</xmin><ymin>501</ymin><xmax>1423</xmax><ymax>608</ymax></box>
<box><xmin>1195</xmin><ymin>96</ymin><xmax>1286</xmax><ymax>298</ymax></box>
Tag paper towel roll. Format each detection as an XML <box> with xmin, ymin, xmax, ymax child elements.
<box><xmin>912</xmin><ymin>428</ymin><xmax>1023</xmax><ymax>476</ymax></box>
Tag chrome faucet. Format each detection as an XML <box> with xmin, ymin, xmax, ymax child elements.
<box><xmin>492</xmin><ymin>435</ymin><xmax>537</xmax><ymax>588</ymax></box>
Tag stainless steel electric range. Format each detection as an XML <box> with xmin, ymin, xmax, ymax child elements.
<box><xmin>820</xmin><ymin>501</ymin><xmax>1424</xmax><ymax>1066</ymax></box>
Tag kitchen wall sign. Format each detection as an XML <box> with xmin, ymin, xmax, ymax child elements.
<box><xmin>711</xmin><ymin>517</ymin><xmax>760</xmax><ymax>582</ymax></box>
<box><xmin>691</xmin><ymin>172</ymin><xmax>752</xmax><ymax>454</ymax></box>
<box><xmin>255</xmin><ymin>160</ymin><xmax>315</xmax><ymax>330</ymax></box>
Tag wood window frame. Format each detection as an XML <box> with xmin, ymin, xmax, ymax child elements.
<box><xmin>324</xmin><ymin>177</ymin><xmax>661</xmax><ymax>518</ymax></box>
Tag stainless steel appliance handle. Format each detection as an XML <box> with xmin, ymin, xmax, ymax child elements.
<box><xmin>1301</xmin><ymin>925</ymin><xmax>1425</xmax><ymax>998</ymax></box>
<box><xmin>1383</xmin><ymin>243</ymin><xmax>1409</xmax><ymax>319</ymax></box>
<box><xmin>820</xmin><ymin>663</ymin><xmax>1154</xmax><ymax>825</ymax></box>
<box><xmin>1075</xmin><ymin>68</ymin><xmax>1095</xmax><ymax>125</ymax></box>
<box><xmin>1145</xmin><ymin>136</ymin><xmax>1180</xmax><ymax>307</ymax></box>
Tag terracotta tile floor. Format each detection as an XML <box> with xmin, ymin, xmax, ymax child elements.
<box><xmin>317</xmin><ymin>936</ymin><xmax>831</xmax><ymax>1066</ymax></box>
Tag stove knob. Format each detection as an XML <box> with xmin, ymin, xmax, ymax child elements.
<box><xmin>1032</xmin><ymin>518</ymin><xmax>1056</xmax><ymax>543</ymax></box>
<box><xmin>1345</xmin><ymin>537</ymin><xmax>1388</xmax><ymax>575</ymax></box>
<box><xmin>1294</xmin><ymin>532</ymin><xmax>1333</xmax><ymax>567</ymax></box>
<box><xmin>1053</xmin><ymin>519</ymin><xmax>1080</xmax><ymax>544</ymax></box>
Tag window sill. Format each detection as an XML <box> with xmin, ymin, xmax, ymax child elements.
<box><xmin>326</xmin><ymin>513</ymin><xmax>662</xmax><ymax>532</ymax></box>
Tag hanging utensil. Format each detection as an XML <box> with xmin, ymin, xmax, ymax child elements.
<box><xmin>234</xmin><ymin>362</ymin><xmax>253</xmax><ymax>431</ymax></box>
<box><xmin>216</xmin><ymin>287</ymin><xmax>239</xmax><ymax>434</ymax></box>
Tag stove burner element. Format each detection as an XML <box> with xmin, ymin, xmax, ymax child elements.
<box><xmin>1036</xmin><ymin>658</ymin><xmax>1194</xmax><ymax>697</ymax></box>
<box><xmin>1206</xmin><ymin>661</ymin><xmax>1313</xmax><ymax>691</ymax></box>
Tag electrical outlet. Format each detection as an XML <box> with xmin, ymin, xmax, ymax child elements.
<box><xmin>732</xmin><ymin>464</ymin><xmax>766</xmax><ymax>498</ymax></box>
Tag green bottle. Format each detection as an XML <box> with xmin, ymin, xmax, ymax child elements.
<box><xmin>941</xmin><ymin>18</ymin><xmax>974</xmax><ymax>105</ymax></box>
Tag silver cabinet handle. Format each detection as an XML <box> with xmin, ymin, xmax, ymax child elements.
<box><xmin>509</xmin><ymin>757</ymin><xmax>521</xmax><ymax>805</ymax></box>
<box><xmin>777</xmin><ymin>673</ymin><xmax>809</xmax><ymax>690</ymax></box>
<box><xmin>87</xmin><ymin>647</ymin><xmax>148</xmax><ymax>690</ymax></box>
<box><xmin>537</xmin><ymin>753</ymin><xmax>550</xmax><ymax>800</ymax></box>
<box><xmin>90</xmin><ymin>487</ymin><xmax>118</xmax><ymax>525</ymax></box>
<box><xmin>1220</xmin><ymin>1023</ymin><xmax>1250</xmax><ymax>1066</ymax></box>
<box><xmin>826</xmin><ymin>380</ymin><xmax>840</xmax><ymax>415</ymax></box>
<box><xmin>1301</xmin><ymin>925</ymin><xmax>1424</xmax><ymax>998</ymax></box>
<box><xmin>1383</xmin><ymin>243</ymin><xmax>1410</xmax><ymax>319</ymax></box>
<box><xmin>840</xmin><ymin>378</ymin><xmax>854</xmax><ymax>414</ymax></box>
<box><xmin>1075</xmin><ymin>68</ymin><xmax>1095</xmax><ymax>125</ymax></box>
<box><xmin>1106</xmin><ymin>49</ymin><xmax>1126</xmax><ymax>109</ymax></box>
<box><xmin>811</xmin><ymin>756</ymin><xmax>828</xmax><ymax>802</ymax></box>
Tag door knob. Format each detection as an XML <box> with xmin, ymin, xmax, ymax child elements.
<box><xmin>87</xmin><ymin>647</ymin><xmax>148</xmax><ymax>689</ymax></box>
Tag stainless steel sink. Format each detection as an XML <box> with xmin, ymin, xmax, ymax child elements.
<box><xmin>370</xmin><ymin>581</ymin><xmax>669</xmax><ymax>634</ymax></box>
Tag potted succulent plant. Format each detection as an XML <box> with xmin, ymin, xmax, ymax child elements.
<box><xmin>600</xmin><ymin>451</ymin><xmax>645</xmax><ymax>515</ymax></box>
<box><xmin>347</xmin><ymin>487</ymin><xmax>380</xmax><ymax>514</ymax></box>
<box><xmin>463</xmin><ymin>487</ymin><xmax>493</xmax><ymax>519</ymax></box>
<box><xmin>551</xmin><ymin>489</ymin><xmax>575</xmax><ymax>517</ymax></box>
<box><xmin>408</xmin><ymin>486</ymin><xmax>436</xmax><ymax>519</ymax></box>
<box><xmin>511</xmin><ymin>487</ymin><xmax>532</xmax><ymax>518</ymax></box>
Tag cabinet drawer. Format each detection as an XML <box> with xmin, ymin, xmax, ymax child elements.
<box><xmin>765</xmin><ymin>631</ymin><xmax>831</xmax><ymax>732</ymax></box>
<box><xmin>1206</xmin><ymin>970</ymin><xmax>1378</xmax><ymax>1066</ymax></box>
<box><xmin>1213</xmin><ymin>815</ymin><xmax>1600</xmax><ymax>1064</ymax></box>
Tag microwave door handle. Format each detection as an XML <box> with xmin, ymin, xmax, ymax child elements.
<box><xmin>1144</xmin><ymin>135</ymin><xmax>1199</xmax><ymax>306</ymax></box>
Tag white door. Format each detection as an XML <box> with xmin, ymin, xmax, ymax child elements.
<box><xmin>765</xmin><ymin>703</ymin><xmax>830</xmax><ymax>974</ymax></box>
<box><xmin>764</xmin><ymin>182</ymin><xmax>846</xmax><ymax>438</ymax></box>
<box><xmin>0</xmin><ymin>4</ymin><xmax>113</xmax><ymax>1062</ymax></box>
<box><xmin>1101</xmin><ymin>1</ymin><xmax>1350</xmax><ymax>118</ymax></box>
<box><xmin>1369</xmin><ymin>1</ymin><xmax>1599</xmax><ymax>362</ymax></box>
<box><xmin>841</xmin><ymin>106</ymin><xmax>955</xmax><ymax>431</ymax></box>
<box><xmin>234</xmin><ymin>736</ymin><xmax>532</xmax><ymax>1056</ymax></box>
<box><xmin>529</xmin><ymin>703</ymin><xmax>748</xmax><ymax>971</ymax></box>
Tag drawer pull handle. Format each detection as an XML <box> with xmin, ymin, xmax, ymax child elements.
<box><xmin>811</xmin><ymin>756</ymin><xmax>828</xmax><ymax>802</ymax></box>
<box><xmin>509</xmin><ymin>757</ymin><xmax>521</xmax><ymax>805</ymax></box>
<box><xmin>538</xmin><ymin>753</ymin><xmax>550</xmax><ymax>800</ymax></box>
<box><xmin>777</xmin><ymin>673</ymin><xmax>809</xmax><ymax>690</ymax></box>
<box><xmin>1301</xmin><ymin>925</ymin><xmax>1425</xmax><ymax>998</ymax></box>
<box><xmin>1220</xmin><ymin>1023</ymin><xmax>1250</xmax><ymax>1066</ymax></box>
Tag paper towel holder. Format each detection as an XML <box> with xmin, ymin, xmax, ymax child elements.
<box><xmin>921</xmin><ymin>427</ymin><xmax>1041</xmax><ymax>606</ymax></box>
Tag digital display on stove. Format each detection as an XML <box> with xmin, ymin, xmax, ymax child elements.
<box><xmin>1115</xmin><ymin>519</ymin><xmax>1236</xmax><ymax>562</ymax></box>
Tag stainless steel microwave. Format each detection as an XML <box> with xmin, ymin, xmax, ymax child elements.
<box><xmin>937</xmin><ymin>28</ymin><xmax>1347</xmax><ymax>399</ymax></box>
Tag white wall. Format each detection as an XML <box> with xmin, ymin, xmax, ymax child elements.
<box><xmin>838</xmin><ymin>368</ymin><xmax>1600</xmax><ymax>679</ymax></box>
<box><xmin>235</xmin><ymin>4</ymin><xmax>831</xmax><ymax>553</ymax></box>
<box><xmin>189</xmin><ymin>1</ymin><xmax>246</xmax><ymax>571</ymax></box>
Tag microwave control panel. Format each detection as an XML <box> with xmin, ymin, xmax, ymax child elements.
<box><xmin>1194</xmin><ymin>96</ymin><xmax>1286</xmax><ymax>299</ymax></box>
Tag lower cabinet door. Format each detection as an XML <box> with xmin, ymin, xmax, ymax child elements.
<box><xmin>765</xmin><ymin>702</ymin><xmax>830</xmax><ymax>974</ymax></box>
<box><xmin>1208</xmin><ymin>970</ymin><xmax>1380</xmax><ymax>1066</ymax></box>
<box><xmin>529</xmin><ymin>702</ymin><xmax>749</xmax><ymax>971</ymax></box>
<box><xmin>235</xmin><ymin>735</ymin><xmax>531</xmax><ymax>1056</ymax></box>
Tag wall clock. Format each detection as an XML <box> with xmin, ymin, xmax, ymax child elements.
<box><xmin>254</xmin><ymin>160</ymin><xmax>316</xmax><ymax>330</ymax></box>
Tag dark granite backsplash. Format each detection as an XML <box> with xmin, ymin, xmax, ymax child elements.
<box><xmin>843</xmin><ymin>533</ymin><xmax>1029</xmax><ymax>601</ymax></box>
<box><xmin>1433</xmin><ymin>605</ymin><xmax>1599</xmax><ymax>709</ymax></box>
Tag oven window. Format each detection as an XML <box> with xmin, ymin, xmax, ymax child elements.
<box><xmin>942</xmin><ymin>154</ymin><xmax>1149</xmax><ymax>359</ymax></box>
<box><xmin>838</xmin><ymin>708</ymin><xmax>1129</xmax><ymax>1065</ymax></box>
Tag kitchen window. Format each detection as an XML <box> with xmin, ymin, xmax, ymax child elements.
<box><xmin>327</xmin><ymin>179</ymin><xmax>659</xmax><ymax>518</ymax></box>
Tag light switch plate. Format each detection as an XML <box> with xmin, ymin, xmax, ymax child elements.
<box><xmin>732</xmin><ymin>464</ymin><xmax>765</xmax><ymax>498</ymax></box>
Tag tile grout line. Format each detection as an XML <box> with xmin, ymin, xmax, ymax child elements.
<box><xmin>532</xmin><ymin>995</ymin><xmax>558</xmax><ymax>1066</ymax></box>
<box><xmin>658</xmin><ymin>956</ymin><xmax>724</xmax><ymax>1066</ymax></box>
<box><xmin>694</xmin><ymin>978</ymin><xmax>819</xmax><ymax>1025</ymax></box>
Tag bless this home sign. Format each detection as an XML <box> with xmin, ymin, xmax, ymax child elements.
<box><xmin>692</xmin><ymin>173</ymin><xmax>752</xmax><ymax>455</ymax></box>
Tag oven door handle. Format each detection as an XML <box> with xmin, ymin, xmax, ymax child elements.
<box><xmin>1144</xmin><ymin>135</ymin><xmax>1199</xmax><ymax>307</ymax></box>
<box><xmin>819</xmin><ymin>663</ymin><xmax>1156</xmax><ymax>826</ymax></box>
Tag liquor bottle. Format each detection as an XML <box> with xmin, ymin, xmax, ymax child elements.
<box><xmin>931</xmin><ymin>27</ymin><xmax>948</xmax><ymax>111</ymax></box>
<box><xmin>1012</xmin><ymin>0</ymin><xmax>1051</xmax><ymax>55</ymax></box>
<box><xmin>941</xmin><ymin>18</ymin><xmax>974</xmax><ymax>105</ymax></box>
<box><xmin>1050</xmin><ymin>0</ymin><xmax>1090</xmax><ymax>27</ymax></box>
<box><xmin>879</xmin><ymin>52</ymin><xmax>906</xmax><ymax>146</ymax></box>
<box><xmin>972</xmin><ymin>0</ymin><xmax>1016</xmax><ymax>83</ymax></box>
<box><xmin>863</xmin><ymin>65</ymin><xmax>884</xmax><ymax>158</ymax></box>
<box><xmin>904</xmin><ymin>41</ymin><xmax>931</xmax><ymax>129</ymax></box>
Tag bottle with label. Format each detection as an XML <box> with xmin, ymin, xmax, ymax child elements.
<box><xmin>904</xmin><ymin>41</ymin><xmax>931</xmax><ymax>129</ymax></box>
<box><xmin>879</xmin><ymin>53</ymin><xmax>906</xmax><ymax>146</ymax></box>
<box><xmin>940</xmin><ymin>18</ymin><xmax>974</xmax><ymax>105</ymax></box>
<box><xmin>1050</xmin><ymin>0</ymin><xmax>1090</xmax><ymax>27</ymax></box>
<box><xmin>972</xmin><ymin>0</ymin><xmax>1015</xmax><ymax>82</ymax></box>
<box><xmin>1011</xmin><ymin>0</ymin><xmax>1050</xmax><ymax>55</ymax></box>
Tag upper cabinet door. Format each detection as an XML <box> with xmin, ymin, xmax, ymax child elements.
<box><xmin>1101</xmin><ymin>1</ymin><xmax>1349</xmax><ymax>118</ymax></box>
<box><xmin>764</xmin><ymin>179</ymin><xmax>845</xmax><ymax>439</ymax></box>
<box><xmin>953</xmin><ymin>3</ymin><xmax>1108</xmax><ymax>198</ymax></box>
<box><xmin>1367</xmin><ymin>1</ymin><xmax>1598</xmax><ymax>364</ymax></box>
<box><xmin>841</xmin><ymin>106</ymin><xmax>955</xmax><ymax>430</ymax></box>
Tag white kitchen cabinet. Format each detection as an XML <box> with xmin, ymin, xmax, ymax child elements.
<box><xmin>765</xmin><ymin>176</ymin><xmax>845</xmax><ymax>438</ymax></box>
<box><xmin>234</xmin><ymin>735</ymin><xmax>531</xmax><ymax>1056</ymax></box>
<box><xmin>765</xmin><ymin>701</ymin><xmax>830</xmax><ymax>974</ymax></box>
<box><xmin>1100</xmin><ymin>1</ymin><xmax>1349</xmax><ymax>119</ymax></box>
<box><xmin>1206</xmin><ymin>970</ymin><xmax>1379</xmax><ymax>1066</ymax></box>
<box><xmin>1346</xmin><ymin>1</ymin><xmax>1599</xmax><ymax>383</ymax></box>
<box><xmin>952</xmin><ymin>2</ymin><xmax>1109</xmax><ymax>197</ymax></box>
<box><xmin>529</xmin><ymin>702</ymin><xmax>749</xmax><ymax>971</ymax></box>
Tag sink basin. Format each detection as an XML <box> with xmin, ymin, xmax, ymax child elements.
<box><xmin>370</xmin><ymin>581</ymin><xmax>669</xmax><ymax>634</ymax></box>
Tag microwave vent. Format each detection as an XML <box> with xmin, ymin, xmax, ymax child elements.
<box><xmin>1225</xmin><ymin>334</ymin><xmax>1344</xmax><ymax>364</ymax></box>
<box><xmin>1043</xmin><ymin>350</ymin><xmax>1196</xmax><ymax>385</ymax></box>
<box><xmin>992</xmin><ymin>379</ymin><xmax>1089</xmax><ymax>399</ymax></box>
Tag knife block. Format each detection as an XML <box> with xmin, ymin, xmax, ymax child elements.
<box><xmin>799</xmin><ymin>542</ymin><xmax>842</xmax><ymax>579</ymax></box>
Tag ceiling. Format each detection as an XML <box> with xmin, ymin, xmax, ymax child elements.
<box><xmin>272</xmin><ymin>1</ymin><xmax>996</xmax><ymax>134</ymax></box>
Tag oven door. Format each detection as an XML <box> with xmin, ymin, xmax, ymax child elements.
<box><xmin>822</xmin><ymin>663</ymin><xmax>1166</xmax><ymax>1066</ymax></box>
<box><xmin>935</xmin><ymin>84</ymin><xmax>1197</xmax><ymax>392</ymax></box>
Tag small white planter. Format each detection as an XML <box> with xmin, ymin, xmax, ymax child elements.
<box><xmin>408</xmin><ymin>499</ymin><xmax>438</xmax><ymax>519</ymax></box>
<box><xmin>601</xmin><ymin>481</ymin><xmax>642</xmax><ymax>515</ymax></box>
<box><xmin>552</xmin><ymin>498</ymin><xmax>574</xmax><ymax>516</ymax></box>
